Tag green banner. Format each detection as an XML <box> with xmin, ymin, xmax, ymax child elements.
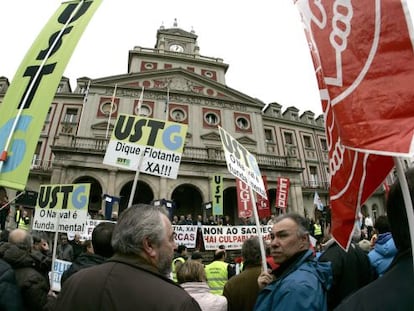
<box><xmin>0</xmin><ymin>0</ymin><xmax>102</xmax><ymax>190</ymax></box>
<box><xmin>211</xmin><ymin>175</ymin><xmax>223</xmax><ymax>216</ymax></box>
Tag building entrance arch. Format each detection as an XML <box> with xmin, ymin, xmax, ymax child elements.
<box><xmin>171</xmin><ymin>184</ymin><xmax>202</xmax><ymax>220</ymax></box>
<box><xmin>119</xmin><ymin>181</ymin><xmax>154</xmax><ymax>214</ymax></box>
<box><xmin>73</xmin><ymin>176</ymin><xmax>103</xmax><ymax>216</ymax></box>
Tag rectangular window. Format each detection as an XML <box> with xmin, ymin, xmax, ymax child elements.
<box><xmin>284</xmin><ymin>132</ymin><xmax>293</xmax><ymax>145</ymax></box>
<box><xmin>272</xmin><ymin>108</ymin><xmax>280</xmax><ymax>117</ymax></box>
<box><xmin>264</xmin><ymin>128</ymin><xmax>274</xmax><ymax>143</ymax></box>
<box><xmin>320</xmin><ymin>138</ymin><xmax>328</xmax><ymax>151</ymax></box>
<box><xmin>304</xmin><ymin>135</ymin><xmax>312</xmax><ymax>148</ymax></box>
<box><xmin>310</xmin><ymin>166</ymin><xmax>319</xmax><ymax>187</ymax></box>
<box><xmin>63</xmin><ymin>108</ymin><xmax>78</xmax><ymax>123</ymax></box>
<box><xmin>31</xmin><ymin>142</ymin><xmax>42</xmax><ymax>168</ymax></box>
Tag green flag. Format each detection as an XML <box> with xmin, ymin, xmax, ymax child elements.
<box><xmin>0</xmin><ymin>0</ymin><xmax>102</xmax><ymax>190</ymax></box>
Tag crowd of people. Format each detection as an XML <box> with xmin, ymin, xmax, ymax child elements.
<box><xmin>0</xmin><ymin>166</ymin><xmax>413</xmax><ymax>310</ymax></box>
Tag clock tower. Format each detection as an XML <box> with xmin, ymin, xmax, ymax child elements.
<box><xmin>127</xmin><ymin>19</ymin><xmax>228</xmax><ymax>83</ymax></box>
<box><xmin>155</xmin><ymin>18</ymin><xmax>199</xmax><ymax>55</ymax></box>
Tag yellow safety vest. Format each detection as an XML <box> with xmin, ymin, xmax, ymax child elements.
<box><xmin>16</xmin><ymin>210</ymin><xmax>30</xmax><ymax>231</ymax></box>
<box><xmin>314</xmin><ymin>223</ymin><xmax>322</xmax><ymax>236</ymax></box>
<box><xmin>205</xmin><ymin>260</ymin><xmax>228</xmax><ymax>295</ymax></box>
<box><xmin>171</xmin><ymin>257</ymin><xmax>185</xmax><ymax>282</ymax></box>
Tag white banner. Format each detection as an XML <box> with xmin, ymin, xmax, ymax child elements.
<box><xmin>50</xmin><ymin>259</ymin><xmax>72</xmax><ymax>292</ymax></box>
<box><xmin>173</xmin><ymin>225</ymin><xmax>197</xmax><ymax>248</ymax></box>
<box><xmin>103</xmin><ymin>114</ymin><xmax>188</xmax><ymax>179</ymax></box>
<box><xmin>218</xmin><ymin>126</ymin><xmax>267</xmax><ymax>198</ymax></box>
<box><xmin>32</xmin><ymin>183</ymin><xmax>90</xmax><ymax>233</ymax></box>
<box><xmin>201</xmin><ymin>225</ymin><xmax>272</xmax><ymax>250</ymax></box>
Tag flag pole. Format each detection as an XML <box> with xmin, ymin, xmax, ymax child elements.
<box><xmin>105</xmin><ymin>84</ymin><xmax>118</xmax><ymax>140</ymax></box>
<box><xmin>249</xmin><ymin>187</ymin><xmax>268</xmax><ymax>272</ymax></box>
<box><xmin>165</xmin><ymin>87</ymin><xmax>169</xmax><ymax>121</ymax></box>
<box><xmin>393</xmin><ymin>157</ymin><xmax>414</xmax><ymax>265</ymax></box>
<box><xmin>127</xmin><ymin>88</ymin><xmax>145</xmax><ymax>208</ymax></box>
<box><xmin>0</xmin><ymin>0</ymin><xmax>86</xmax><ymax>174</ymax></box>
<box><xmin>76</xmin><ymin>79</ymin><xmax>91</xmax><ymax>136</ymax></box>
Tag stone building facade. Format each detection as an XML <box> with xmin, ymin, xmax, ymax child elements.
<box><xmin>0</xmin><ymin>23</ymin><xmax>388</xmax><ymax>223</ymax></box>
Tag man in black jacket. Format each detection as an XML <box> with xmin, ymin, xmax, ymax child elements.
<box><xmin>0</xmin><ymin>229</ymin><xmax>52</xmax><ymax>311</ymax></box>
<box><xmin>318</xmin><ymin>226</ymin><xmax>375</xmax><ymax>310</ymax></box>
<box><xmin>335</xmin><ymin>167</ymin><xmax>414</xmax><ymax>311</ymax></box>
<box><xmin>61</xmin><ymin>221</ymin><xmax>115</xmax><ymax>284</ymax></box>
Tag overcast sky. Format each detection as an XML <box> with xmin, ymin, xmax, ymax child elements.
<box><xmin>1</xmin><ymin>1</ymin><xmax>414</xmax><ymax>117</ymax></box>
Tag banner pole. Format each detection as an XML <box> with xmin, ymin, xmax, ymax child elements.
<box><xmin>393</xmin><ymin>157</ymin><xmax>414</xmax><ymax>266</ymax></box>
<box><xmin>0</xmin><ymin>191</ymin><xmax>25</xmax><ymax>212</ymax></box>
<box><xmin>105</xmin><ymin>84</ymin><xmax>118</xmax><ymax>139</ymax></box>
<box><xmin>127</xmin><ymin>88</ymin><xmax>145</xmax><ymax>208</ymax></box>
<box><xmin>0</xmin><ymin>0</ymin><xmax>86</xmax><ymax>174</ymax></box>
<box><xmin>50</xmin><ymin>215</ymin><xmax>60</xmax><ymax>290</ymax></box>
<box><xmin>249</xmin><ymin>187</ymin><xmax>268</xmax><ymax>272</ymax></box>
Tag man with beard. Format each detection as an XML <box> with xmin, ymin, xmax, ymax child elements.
<box><xmin>55</xmin><ymin>204</ymin><xmax>201</xmax><ymax>311</ymax></box>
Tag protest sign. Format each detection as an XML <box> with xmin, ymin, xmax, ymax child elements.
<box><xmin>50</xmin><ymin>259</ymin><xmax>72</xmax><ymax>292</ymax></box>
<box><xmin>201</xmin><ymin>225</ymin><xmax>272</xmax><ymax>250</ymax></box>
<box><xmin>103</xmin><ymin>114</ymin><xmax>188</xmax><ymax>179</ymax></box>
<box><xmin>32</xmin><ymin>183</ymin><xmax>90</xmax><ymax>233</ymax></box>
<box><xmin>173</xmin><ymin>225</ymin><xmax>197</xmax><ymax>248</ymax></box>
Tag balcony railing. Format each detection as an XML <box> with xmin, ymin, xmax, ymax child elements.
<box><xmin>52</xmin><ymin>134</ymin><xmax>300</xmax><ymax>169</ymax></box>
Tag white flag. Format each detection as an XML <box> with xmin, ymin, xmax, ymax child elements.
<box><xmin>313</xmin><ymin>192</ymin><xmax>324</xmax><ymax>211</ymax></box>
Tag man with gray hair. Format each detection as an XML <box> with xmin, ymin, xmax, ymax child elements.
<box><xmin>254</xmin><ymin>213</ymin><xmax>332</xmax><ymax>311</ymax></box>
<box><xmin>223</xmin><ymin>236</ymin><xmax>263</xmax><ymax>311</ymax></box>
<box><xmin>55</xmin><ymin>204</ymin><xmax>201</xmax><ymax>311</ymax></box>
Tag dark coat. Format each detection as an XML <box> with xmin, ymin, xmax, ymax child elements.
<box><xmin>55</xmin><ymin>253</ymin><xmax>202</xmax><ymax>311</ymax></box>
<box><xmin>318</xmin><ymin>240</ymin><xmax>376</xmax><ymax>310</ymax></box>
<box><xmin>223</xmin><ymin>264</ymin><xmax>261</xmax><ymax>311</ymax></box>
<box><xmin>0</xmin><ymin>258</ymin><xmax>24</xmax><ymax>311</ymax></box>
<box><xmin>0</xmin><ymin>243</ymin><xmax>50</xmax><ymax>311</ymax></box>
<box><xmin>334</xmin><ymin>250</ymin><xmax>414</xmax><ymax>311</ymax></box>
<box><xmin>61</xmin><ymin>252</ymin><xmax>106</xmax><ymax>285</ymax></box>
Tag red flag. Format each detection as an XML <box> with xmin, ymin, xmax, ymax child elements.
<box><xmin>236</xmin><ymin>178</ymin><xmax>253</xmax><ymax>219</ymax></box>
<box><xmin>257</xmin><ymin>175</ymin><xmax>271</xmax><ymax>218</ymax></box>
<box><xmin>275</xmin><ymin>177</ymin><xmax>290</xmax><ymax>213</ymax></box>
<box><xmin>295</xmin><ymin>1</ymin><xmax>414</xmax><ymax>248</ymax></box>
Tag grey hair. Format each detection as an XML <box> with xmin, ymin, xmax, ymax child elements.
<box><xmin>111</xmin><ymin>203</ymin><xmax>168</xmax><ymax>255</ymax></box>
<box><xmin>275</xmin><ymin>213</ymin><xmax>310</xmax><ymax>237</ymax></box>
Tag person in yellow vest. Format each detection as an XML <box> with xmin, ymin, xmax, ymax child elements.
<box><xmin>205</xmin><ymin>247</ymin><xmax>230</xmax><ymax>295</ymax></box>
<box><xmin>15</xmin><ymin>207</ymin><xmax>31</xmax><ymax>231</ymax></box>
<box><xmin>171</xmin><ymin>244</ymin><xmax>188</xmax><ymax>282</ymax></box>
<box><xmin>313</xmin><ymin>220</ymin><xmax>323</xmax><ymax>243</ymax></box>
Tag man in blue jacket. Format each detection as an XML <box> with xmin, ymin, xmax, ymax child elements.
<box><xmin>254</xmin><ymin>213</ymin><xmax>332</xmax><ymax>311</ymax></box>
<box><xmin>368</xmin><ymin>215</ymin><xmax>397</xmax><ymax>277</ymax></box>
<box><xmin>335</xmin><ymin>168</ymin><xmax>414</xmax><ymax>311</ymax></box>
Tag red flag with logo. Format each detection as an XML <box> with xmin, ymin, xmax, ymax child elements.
<box><xmin>295</xmin><ymin>0</ymin><xmax>414</xmax><ymax>248</ymax></box>
<box><xmin>275</xmin><ymin>177</ymin><xmax>290</xmax><ymax>213</ymax></box>
<box><xmin>257</xmin><ymin>175</ymin><xmax>271</xmax><ymax>219</ymax></box>
<box><xmin>236</xmin><ymin>178</ymin><xmax>253</xmax><ymax>219</ymax></box>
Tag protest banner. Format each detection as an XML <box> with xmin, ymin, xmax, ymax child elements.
<box><xmin>103</xmin><ymin>114</ymin><xmax>188</xmax><ymax>179</ymax></box>
<box><xmin>211</xmin><ymin>175</ymin><xmax>223</xmax><ymax>216</ymax></box>
<box><xmin>218</xmin><ymin>126</ymin><xmax>267</xmax><ymax>198</ymax></box>
<box><xmin>276</xmin><ymin>177</ymin><xmax>290</xmax><ymax>213</ymax></box>
<box><xmin>295</xmin><ymin>0</ymin><xmax>414</xmax><ymax>248</ymax></box>
<box><xmin>236</xmin><ymin>178</ymin><xmax>253</xmax><ymax>218</ymax></box>
<box><xmin>0</xmin><ymin>0</ymin><xmax>102</xmax><ymax>190</ymax></box>
<box><xmin>173</xmin><ymin>225</ymin><xmax>197</xmax><ymax>248</ymax></box>
<box><xmin>32</xmin><ymin>183</ymin><xmax>90</xmax><ymax>233</ymax></box>
<box><xmin>50</xmin><ymin>259</ymin><xmax>72</xmax><ymax>292</ymax></box>
<box><xmin>201</xmin><ymin>225</ymin><xmax>272</xmax><ymax>250</ymax></box>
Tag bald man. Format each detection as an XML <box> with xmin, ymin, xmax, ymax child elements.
<box><xmin>0</xmin><ymin>229</ymin><xmax>52</xmax><ymax>311</ymax></box>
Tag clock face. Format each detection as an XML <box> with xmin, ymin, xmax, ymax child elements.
<box><xmin>169</xmin><ymin>44</ymin><xmax>184</xmax><ymax>52</ymax></box>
